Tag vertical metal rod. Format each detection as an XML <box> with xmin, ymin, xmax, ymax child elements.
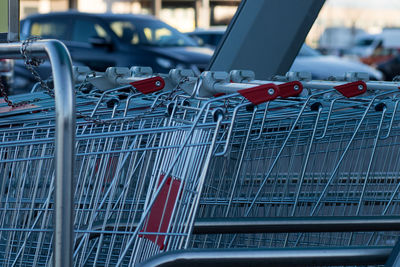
<box><xmin>0</xmin><ymin>40</ymin><xmax>75</xmax><ymax>267</ymax></box>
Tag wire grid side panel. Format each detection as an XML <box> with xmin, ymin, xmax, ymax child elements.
<box><xmin>195</xmin><ymin>107</ymin><xmax>400</xmax><ymax>249</ymax></box>
<box><xmin>0</xmin><ymin>123</ymin><xmax>56</xmax><ymax>266</ymax></box>
<box><xmin>73</xmin><ymin>118</ymin><xmax>221</xmax><ymax>266</ymax></box>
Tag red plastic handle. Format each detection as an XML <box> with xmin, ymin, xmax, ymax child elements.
<box><xmin>130</xmin><ymin>76</ymin><xmax>165</xmax><ymax>94</ymax></box>
<box><xmin>139</xmin><ymin>175</ymin><xmax>181</xmax><ymax>250</ymax></box>
<box><xmin>334</xmin><ymin>81</ymin><xmax>367</xmax><ymax>98</ymax></box>
<box><xmin>238</xmin><ymin>83</ymin><xmax>279</xmax><ymax>105</ymax></box>
<box><xmin>278</xmin><ymin>81</ymin><xmax>303</xmax><ymax>98</ymax></box>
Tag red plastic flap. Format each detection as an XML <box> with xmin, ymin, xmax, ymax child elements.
<box><xmin>334</xmin><ymin>81</ymin><xmax>367</xmax><ymax>98</ymax></box>
<box><xmin>213</xmin><ymin>93</ymin><xmax>226</xmax><ymax>97</ymax></box>
<box><xmin>278</xmin><ymin>81</ymin><xmax>303</xmax><ymax>98</ymax></box>
<box><xmin>140</xmin><ymin>175</ymin><xmax>181</xmax><ymax>250</ymax></box>
<box><xmin>130</xmin><ymin>76</ymin><xmax>165</xmax><ymax>94</ymax></box>
<box><xmin>238</xmin><ymin>83</ymin><xmax>279</xmax><ymax>105</ymax></box>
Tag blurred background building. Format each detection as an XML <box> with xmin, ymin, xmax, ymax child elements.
<box><xmin>20</xmin><ymin>0</ymin><xmax>239</xmax><ymax>32</ymax></box>
<box><xmin>19</xmin><ymin>0</ymin><xmax>400</xmax><ymax>45</ymax></box>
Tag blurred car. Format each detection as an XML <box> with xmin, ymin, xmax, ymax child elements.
<box><xmin>17</xmin><ymin>11</ymin><xmax>213</xmax><ymax>89</ymax></box>
<box><xmin>292</xmin><ymin>45</ymin><xmax>383</xmax><ymax>80</ymax></box>
<box><xmin>348</xmin><ymin>33</ymin><xmax>382</xmax><ymax>58</ymax></box>
<box><xmin>377</xmin><ymin>55</ymin><xmax>400</xmax><ymax>81</ymax></box>
<box><xmin>186</xmin><ymin>27</ymin><xmax>226</xmax><ymax>49</ymax></box>
<box><xmin>187</xmin><ymin>29</ymin><xmax>383</xmax><ymax>80</ymax></box>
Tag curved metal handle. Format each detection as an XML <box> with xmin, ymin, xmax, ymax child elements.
<box><xmin>214</xmin><ymin>103</ymin><xmax>255</xmax><ymax>157</ymax></box>
<box><xmin>380</xmin><ymin>100</ymin><xmax>400</xmax><ymax>140</ymax></box>
<box><xmin>0</xmin><ymin>40</ymin><xmax>75</xmax><ymax>267</ymax></box>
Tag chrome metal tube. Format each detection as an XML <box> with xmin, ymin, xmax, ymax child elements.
<box><xmin>0</xmin><ymin>40</ymin><xmax>75</xmax><ymax>267</ymax></box>
<box><xmin>193</xmin><ymin>216</ymin><xmax>400</xmax><ymax>234</ymax></box>
<box><xmin>138</xmin><ymin>247</ymin><xmax>391</xmax><ymax>267</ymax></box>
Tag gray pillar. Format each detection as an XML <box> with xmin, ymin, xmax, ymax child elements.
<box><xmin>68</xmin><ymin>0</ymin><xmax>78</xmax><ymax>9</ymax></box>
<box><xmin>195</xmin><ymin>0</ymin><xmax>201</xmax><ymax>28</ymax></box>
<box><xmin>152</xmin><ymin>0</ymin><xmax>162</xmax><ymax>18</ymax></box>
<box><xmin>105</xmin><ymin>0</ymin><xmax>112</xmax><ymax>12</ymax></box>
<box><xmin>195</xmin><ymin>0</ymin><xmax>210</xmax><ymax>29</ymax></box>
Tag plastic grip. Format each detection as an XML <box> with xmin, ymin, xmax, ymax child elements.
<box><xmin>334</xmin><ymin>81</ymin><xmax>367</xmax><ymax>98</ymax></box>
<box><xmin>278</xmin><ymin>81</ymin><xmax>303</xmax><ymax>98</ymax></box>
<box><xmin>130</xmin><ymin>76</ymin><xmax>165</xmax><ymax>94</ymax></box>
<box><xmin>238</xmin><ymin>83</ymin><xmax>279</xmax><ymax>105</ymax></box>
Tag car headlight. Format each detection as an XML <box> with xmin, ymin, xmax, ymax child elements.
<box><xmin>156</xmin><ymin>57</ymin><xmax>174</xmax><ymax>69</ymax></box>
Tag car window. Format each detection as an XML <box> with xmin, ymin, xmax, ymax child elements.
<box><xmin>30</xmin><ymin>20</ymin><xmax>69</xmax><ymax>40</ymax></box>
<box><xmin>356</xmin><ymin>38</ymin><xmax>375</xmax><ymax>47</ymax></box>
<box><xmin>194</xmin><ymin>34</ymin><xmax>212</xmax><ymax>46</ymax></box>
<box><xmin>110</xmin><ymin>21</ymin><xmax>140</xmax><ymax>45</ymax></box>
<box><xmin>108</xmin><ymin>19</ymin><xmax>197</xmax><ymax>47</ymax></box>
<box><xmin>72</xmin><ymin>19</ymin><xmax>110</xmax><ymax>43</ymax></box>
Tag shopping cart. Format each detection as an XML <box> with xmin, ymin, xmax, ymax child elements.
<box><xmin>3</xmin><ymin>55</ymin><xmax>400</xmax><ymax>267</ymax></box>
<box><xmin>192</xmin><ymin>73</ymin><xmax>400</xmax><ymax>251</ymax></box>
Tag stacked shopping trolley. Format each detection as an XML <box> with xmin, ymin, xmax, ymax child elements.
<box><xmin>1</xmin><ymin>58</ymin><xmax>400</xmax><ymax>266</ymax></box>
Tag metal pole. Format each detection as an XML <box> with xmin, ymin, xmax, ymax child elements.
<box><xmin>0</xmin><ymin>40</ymin><xmax>75</xmax><ymax>267</ymax></box>
<box><xmin>138</xmin><ymin>247</ymin><xmax>391</xmax><ymax>267</ymax></box>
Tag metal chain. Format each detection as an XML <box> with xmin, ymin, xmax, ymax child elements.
<box><xmin>0</xmin><ymin>37</ymin><xmax>44</xmax><ymax>108</ymax></box>
<box><xmin>0</xmin><ymin>81</ymin><xmax>42</xmax><ymax>108</ymax></box>
<box><xmin>20</xmin><ymin>36</ymin><xmax>55</xmax><ymax>97</ymax></box>
<box><xmin>20</xmin><ymin>37</ymin><xmax>111</xmax><ymax>124</ymax></box>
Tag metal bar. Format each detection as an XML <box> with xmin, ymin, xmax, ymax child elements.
<box><xmin>138</xmin><ymin>247</ymin><xmax>392</xmax><ymax>267</ymax></box>
<box><xmin>193</xmin><ymin>216</ymin><xmax>400</xmax><ymax>234</ymax></box>
<box><xmin>0</xmin><ymin>40</ymin><xmax>75</xmax><ymax>267</ymax></box>
<box><xmin>74</xmin><ymin>216</ymin><xmax>400</xmax><ymax>243</ymax></box>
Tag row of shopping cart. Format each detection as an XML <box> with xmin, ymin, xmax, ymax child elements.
<box><xmin>1</xmin><ymin>63</ymin><xmax>400</xmax><ymax>266</ymax></box>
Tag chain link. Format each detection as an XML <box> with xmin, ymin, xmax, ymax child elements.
<box><xmin>0</xmin><ymin>81</ymin><xmax>42</xmax><ymax>108</ymax></box>
<box><xmin>0</xmin><ymin>37</ymin><xmax>44</xmax><ymax>108</ymax></box>
<box><xmin>20</xmin><ymin>36</ymin><xmax>55</xmax><ymax>97</ymax></box>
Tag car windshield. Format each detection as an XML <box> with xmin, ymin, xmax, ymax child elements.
<box><xmin>297</xmin><ymin>44</ymin><xmax>321</xmax><ymax>57</ymax></box>
<box><xmin>355</xmin><ymin>38</ymin><xmax>375</xmax><ymax>46</ymax></box>
<box><xmin>108</xmin><ymin>18</ymin><xmax>197</xmax><ymax>47</ymax></box>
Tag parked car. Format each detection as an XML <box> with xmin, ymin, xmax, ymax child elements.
<box><xmin>377</xmin><ymin>54</ymin><xmax>400</xmax><ymax>81</ymax></box>
<box><xmin>187</xmin><ymin>29</ymin><xmax>383</xmax><ymax>80</ymax></box>
<box><xmin>17</xmin><ymin>11</ymin><xmax>213</xmax><ymax>89</ymax></box>
<box><xmin>186</xmin><ymin>27</ymin><xmax>227</xmax><ymax>49</ymax></box>
<box><xmin>292</xmin><ymin>45</ymin><xmax>383</xmax><ymax>80</ymax></box>
<box><xmin>318</xmin><ymin>26</ymin><xmax>365</xmax><ymax>56</ymax></box>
